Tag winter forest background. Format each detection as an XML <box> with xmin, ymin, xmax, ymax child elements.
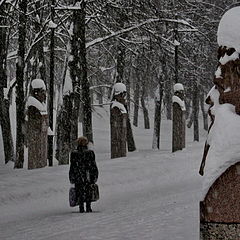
<box><xmin>0</xmin><ymin>1</ymin><xmax>240</xmax><ymax>239</ymax></box>
<box><xmin>2</xmin><ymin>0</ymin><xmax>239</xmax><ymax>167</ymax></box>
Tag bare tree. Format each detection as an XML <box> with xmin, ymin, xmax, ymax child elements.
<box><xmin>0</xmin><ymin>1</ymin><xmax>14</xmax><ymax>163</ymax></box>
<box><xmin>14</xmin><ymin>0</ymin><xmax>28</xmax><ymax>168</ymax></box>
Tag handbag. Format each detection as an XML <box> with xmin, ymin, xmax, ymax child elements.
<box><xmin>87</xmin><ymin>183</ymin><xmax>100</xmax><ymax>202</ymax></box>
<box><xmin>69</xmin><ymin>187</ymin><xmax>79</xmax><ymax>207</ymax></box>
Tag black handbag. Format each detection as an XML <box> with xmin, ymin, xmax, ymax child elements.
<box><xmin>87</xmin><ymin>183</ymin><xmax>99</xmax><ymax>202</ymax></box>
<box><xmin>69</xmin><ymin>187</ymin><xmax>79</xmax><ymax>207</ymax></box>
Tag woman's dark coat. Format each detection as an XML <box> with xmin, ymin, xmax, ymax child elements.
<box><xmin>69</xmin><ymin>147</ymin><xmax>98</xmax><ymax>202</ymax></box>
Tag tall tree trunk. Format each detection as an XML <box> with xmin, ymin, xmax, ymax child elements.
<box><xmin>125</xmin><ymin>105</ymin><xmax>136</xmax><ymax>152</ymax></box>
<box><xmin>187</xmin><ymin>109</ymin><xmax>193</xmax><ymax>128</ymax></box>
<box><xmin>0</xmin><ymin>92</ymin><xmax>14</xmax><ymax>164</ymax></box>
<box><xmin>200</xmin><ymin>92</ymin><xmax>208</xmax><ymax>131</ymax></box>
<box><xmin>164</xmin><ymin>76</ymin><xmax>172</xmax><ymax>120</ymax></box>
<box><xmin>97</xmin><ymin>88</ymin><xmax>103</xmax><ymax>107</ymax></box>
<box><xmin>133</xmin><ymin>81</ymin><xmax>140</xmax><ymax>127</ymax></box>
<box><xmin>15</xmin><ymin>0</ymin><xmax>27</xmax><ymax>168</ymax></box>
<box><xmin>116</xmin><ymin>42</ymin><xmax>125</xmax><ymax>83</ymax></box>
<box><xmin>141</xmin><ymin>82</ymin><xmax>150</xmax><ymax>129</ymax></box>
<box><xmin>79</xmin><ymin>0</ymin><xmax>93</xmax><ymax>142</ymax></box>
<box><xmin>69</xmin><ymin>2</ymin><xmax>81</xmax><ymax>143</ymax></box>
<box><xmin>48</xmin><ymin>0</ymin><xmax>55</xmax><ymax>166</ymax></box>
<box><xmin>0</xmin><ymin>3</ymin><xmax>14</xmax><ymax>164</ymax></box>
<box><xmin>193</xmin><ymin>84</ymin><xmax>199</xmax><ymax>141</ymax></box>
<box><xmin>126</xmin><ymin>68</ymin><xmax>131</xmax><ymax>112</ymax></box>
<box><xmin>114</xmin><ymin>7</ymin><xmax>135</xmax><ymax>151</ymax></box>
<box><xmin>56</xmin><ymin>95</ymin><xmax>72</xmax><ymax>165</ymax></box>
<box><xmin>0</xmin><ymin>4</ymin><xmax>8</xmax><ymax>90</ymax></box>
<box><xmin>152</xmin><ymin>82</ymin><xmax>163</xmax><ymax>149</ymax></box>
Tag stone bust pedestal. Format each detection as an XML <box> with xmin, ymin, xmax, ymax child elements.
<box><xmin>26</xmin><ymin>79</ymin><xmax>48</xmax><ymax>169</ymax></box>
<box><xmin>200</xmin><ymin>162</ymin><xmax>240</xmax><ymax>239</ymax></box>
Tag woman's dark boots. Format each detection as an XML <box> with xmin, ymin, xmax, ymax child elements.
<box><xmin>86</xmin><ymin>202</ymin><xmax>92</xmax><ymax>212</ymax></box>
<box><xmin>79</xmin><ymin>202</ymin><xmax>92</xmax><ymax>213</ymax></box>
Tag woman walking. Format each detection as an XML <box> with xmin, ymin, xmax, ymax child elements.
<box><xmin>69</xmin><ymin>137</ymin><xmax>99</xmax><ymax>212</ymax></box>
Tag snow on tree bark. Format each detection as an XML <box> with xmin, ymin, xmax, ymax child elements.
<box><xmin>68</xmin><ymin>0</ymin><xmax>93</xmax><ymax>143</ymax></box>
<box><xmin>14</xmin><ymin>0</ymin><xmax>27</xmax><ymax>169</ymax></box>
<box><xmin>152</xmin><ymin>83</ymin><xmax>163</xmax><ymax>150</ymax></box>
<box><xmin>200</xmin><ymin>93</ymin><xmax>208</xmax><ymax>131</ymax></box>
<box><xmin>48</xmin><ymin>0</ymin><xmax>55</xmax><ymax>167</ymax></box>
<box><xmin>125</xmin><ymin>105</ymin><xmax>136</xmax><ymax>152</ymax></box>
<box><xmin>141</xmin><ymin>80</ymin><xmax>150</xmax><ymax>130</ymax></box>
<box><xmin>56</xmin><ymin>95</ymin><xmax>72</xmax><ymax>165</ymax></box>
<box><xmin>0</xmin><ymin>90</ymin><xmax>14</xmax><ymax>164</ymax></box>
<box><xmin>164</xmin><ymin>78</ymin><xmax>172</xmax><ymax>120</ymax></box>
<box><xmin>79</xmin><ymin>0</ymin><xmax>93</xmax><ymax>143</ymax></box>
<box><xmin>133</xmin><ymin>81</ymin><xmax>140</xmax><ymax>127</ymax></box>
<box><xmin>0</xmin><ymin>3</ymin><xmax>14</xmax><ymax>164</ymax></box>
<box><xmin>193</xmin><ymin>83</ymin><xmax>199</xmax><ymax>142</ymax></box>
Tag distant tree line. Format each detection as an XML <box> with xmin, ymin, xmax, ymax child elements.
<box><xmin>0</xmin><ymin>0</ymin><xmax>238</xmax><ymax>167</ymax></box>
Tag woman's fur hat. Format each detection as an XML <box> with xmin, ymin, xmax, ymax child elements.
<box><xmin>77</xmin><ymin>136</ymin><xmax>88</xmax><ymax>147</ymax></box>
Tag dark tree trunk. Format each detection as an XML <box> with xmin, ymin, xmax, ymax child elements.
<box><xmin>133</xmin><ymin>81</ymin><xmax>140</xmax><ymax>127</ymax></box>
<box><xmin>141</xmin><ymin>83</ymin><xmax>150</xmax><ymax>129</ymax></box>
<box><xmin>116</xmin><ymin>41</ymin><xmax>125</xmax><ymax>83</ymax></box>
<box><xmin>15</xmin><ymin>0</ymin><xmax>27</xmax><ymax>168</ymax></box>
<box><xmin>0</xmin><ymin>4</ymin><xmax>14</xmax><ymax>164</ymax></box>
<box><xmin>165</xmin><ymin>77</ymin><xmax>172</xmax><ymax>120</ymax></box>
<box><xmin>193</xmin><ymin>84</ymin><xmax>199</xmax><ymax>141</ymax></box>
<box><xmin>152</xmin><ymin>82</ymin><xmax>163</xmax><ymax>149</ymax></box>
<box><xmin>56</xmin><ymin>96</ymin><xmax>72</xmax><ymax>165</ymax></box>
<box><xmin>68</xmin><ymin>1</ymin><xmax>82</xmax><ymax>143</ymax></box>
<box><xmin>125</xmin><ymin>105</ymin><xmax>136</xmax><ymax>152</ymax></box>
<box><xmin>97</xmin><ymin>88</ymin><xmax>103</xmax><ymax>107</ymax></box>
<box><xmin>48</xmin><ymin>0</ymin><xmax>55</xmax><ymax>166</ymax></box>
<box><xmin>187</xmin><ymin>109</ymin><xmax>193</xmax><ymax>128</ymax></box>
<box><xmin>0</xmin><ymin>5</ymin><xmax>8</xmax><ymax>90</ymax></box>
<box><xmin>200</xmin><ymin>93</ymin><xmax>208</xmax><ymax>131</ymax></box>
<box><xmin>79</xmin><ymin>1</ymin><xmax>93</xmax><ymax>142</ymax></box>
<box><xmin>0</xmin><ymin>91</ymin><xmax>14</xmax><ymax>164</ymax></box>
<box><xmin>126</xmin><ymin>68</ymin><xmax>131</xmax><ymax>112</ymax></box>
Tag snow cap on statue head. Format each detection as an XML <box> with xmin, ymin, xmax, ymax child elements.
<box><xmin>217</xmin><ymin>6</ymin><xmax>240</xmax><ymax>51</ymax></box>
<box><xmin>31</xmin><ymin>79</ymin><xmax>46</xmax><ymax>90</ymax></box>
<box><xmin>173</xmin><ymin>83</ymin><xmax>184</xmax><ymax>93</ymax></box>
<box><xmin>113</xmin><ymin>82</ymin><xmax>126</xmax><ymax>95</ymax></box>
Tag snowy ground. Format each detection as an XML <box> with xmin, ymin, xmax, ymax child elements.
<box><xmin>0</xmin><ymin>106</ymin><xmax>204</xmax><ymax>240</ymax></box>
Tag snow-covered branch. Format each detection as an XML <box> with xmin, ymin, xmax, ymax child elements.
<box><xmin>90</xmin><ymin>84</ymin><xmax>112</xmax><ymax>90</ymax></box>
<box><xmin>86</xmin><ymin>18</ymin><xmax>196</xmax><ymax>49</ymax></box>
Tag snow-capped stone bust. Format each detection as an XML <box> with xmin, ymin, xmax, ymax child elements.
<box><xmin>172</xmin><ymin>83</ymin><xmax>186</xmax><ymax>111</ymax></box>
<box><xmin>217</xmin><ymin>6</ymin><xmax>240</xmax><ymax>52</ymax></box>
<box><xmin>215</xmin><ymin>7</ymin><xmax>240</xmax><ymax>115</ymax></box>
<box><xmin>26</xmin><ymin>79</ymin><xmax>47</xmax><ymax>115</ymax></box>
<box><xmin>112</xmin><ymin>82</ymin><xmax>127</xmax><ymax>110</ymax></box>
<box><xmin>113</xmin><ymin>82</ymin><xmax>127</xmax><ymax>96</ymax></box>
<box><xmin>200</xmin><ymin>6</ymin><xmax>240</xmax><ymax>195</ymax></box>
<box><xmin>173</xmin><ymin>83</ymin><xmax>184</xmax><ymax>93</ymax></box>
<box><xmin>31</xmin><ymin>79</ymin><xmax>47</xmax><ymax>103</ymax></box>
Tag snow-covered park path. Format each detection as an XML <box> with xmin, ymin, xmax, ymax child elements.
<box><xmin>0</xmin><ymin>139</ymin><xmax>203</xmax><ymax>240</ymax></box>
<box><xmin>0</xmin><ymin>106</ymin><xmax>205</xmax><ymax>240</ymax></box>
